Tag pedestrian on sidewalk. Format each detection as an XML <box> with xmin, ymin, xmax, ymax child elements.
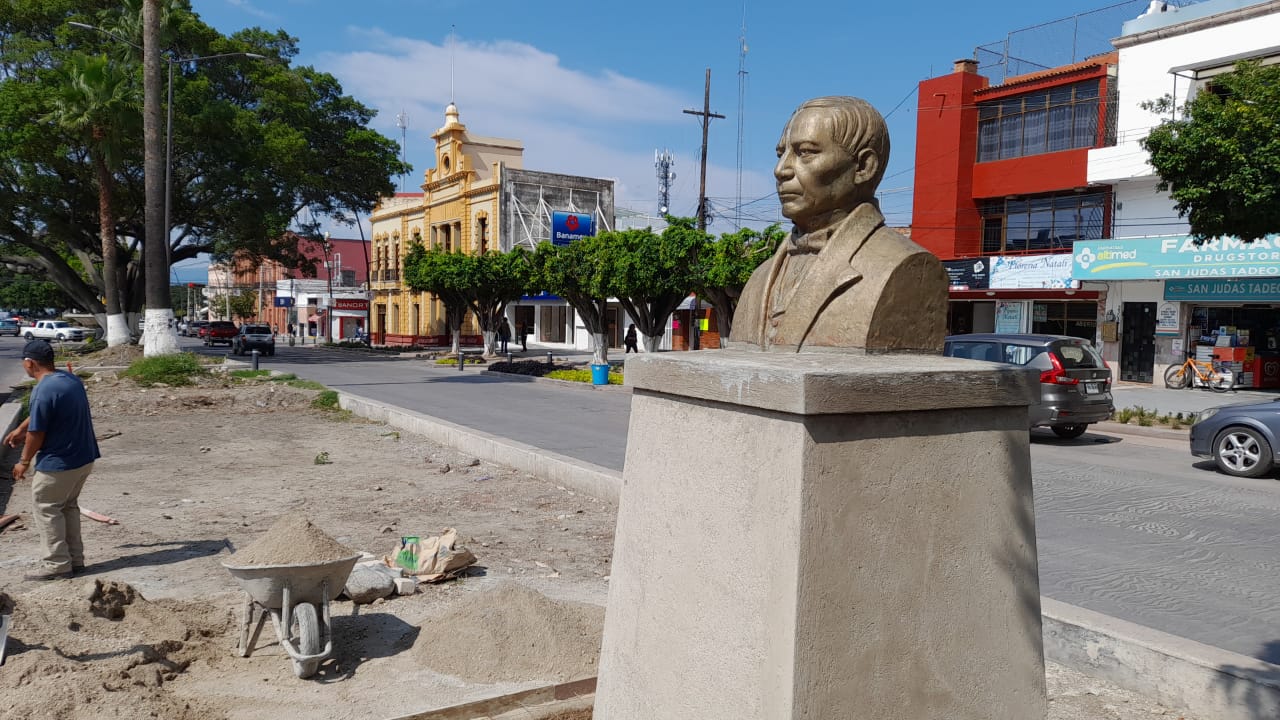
<box><xmin>625</xmin><ymin>323</ymin><xmax>639</xmax><ymax>354</ymax></box>
<box><xmin>498</xmin><ymin>318</ymin><xmax>512</xmax><ymax>354</ymax></box>
<box><xmin>517</xmin><ymin>321</ymin><xmax>528</xmax><ymax>352</ymax></box>
<box><xmin>5</xmin><ymin>340</ymin><xmax>101</xmax><ymax>581</ymax></box>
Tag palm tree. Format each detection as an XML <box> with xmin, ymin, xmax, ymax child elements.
<box><xmin>47</xmin><ymin>53</ymin><xmax>139</xmax><ymax>346</ymax></box>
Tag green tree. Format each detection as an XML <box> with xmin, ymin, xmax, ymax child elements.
<box><xmin>0</xmin><ymin>269</ymin><xmax>72</xmax><ymax>313</ymax></box>
<box><xmin>460</xmin><ymin>248</ymin><xmax>532</xmax><ymax>355</ymax></box>
<box><xmin>209</xmin><ymin>289</ymin><xmax>256</xmax><ymax>321</ymax></box>
<box><xmin>697</xmin><ymin>223</ymin><xmax>786</xmax><ymax>344</ymax></box>
<box><xmin>1142</xmin><ymin>60</ymin><xmax>1280</xmax><ymax>243</ymax></box>
<box><xmin>46</xmin><ymin>52</ymin><xmax>139</xmax><ymax>346</ymax></box>
<box><xmin>606</xmin><ymin>217</ymin><xmax>710</xmax><ymax>352</ymax></box>
<box><xmin>532</xmin><ymin>237</ymin><xmax>613</xmax><ymax>364</ymax></box>
<box><xmin>403</xmin><ymin>244</ymin><xmax>471</xmax><ymax>354</ymax></box>
<box><xmin>0</xmin><ymin>1</ymin><xmax>408</xmax><ymax>336</ymax></box>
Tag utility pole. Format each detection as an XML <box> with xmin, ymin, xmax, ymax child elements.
<box><xmin>736</xmin><ymin>5</ymin><xmax>749</xmax><ymax>229</ymax></box>
<box><xmin>683</xmin><ymin>68</ymin><xmax>725</xmax><ymax>232</ymax></box>
<box><xmin>683</xmin><ymin>68</ymin><xmax>724</xmax><ymax>351</ymax></box>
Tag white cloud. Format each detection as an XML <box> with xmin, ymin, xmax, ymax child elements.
<box><xmin>224</xmin><ymin>0</ymin><xmax>277</xmax><ymax>21</ymax></box>
<box><xmin>315</xmin><ymin>28</ymin><xmax>779</xmax><ymax>232</ymax></box>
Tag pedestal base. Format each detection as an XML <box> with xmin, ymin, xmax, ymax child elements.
<box><xmin>595</xmin><ymin>351</ymin><xmax>1047</xmax><ymax>719</ymax></box>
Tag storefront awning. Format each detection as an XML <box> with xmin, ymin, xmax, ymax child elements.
<box><xmin>949</xmin><ymin>289</ymin><xmax>1098</xmax><ymax>300</ymax></box>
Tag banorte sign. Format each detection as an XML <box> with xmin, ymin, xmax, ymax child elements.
<box><xmin>332</xmin><ymin>298</ymin><xmax>369</xmax><ymax>311</ymax></box>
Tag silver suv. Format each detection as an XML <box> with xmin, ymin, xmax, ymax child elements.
<box><xmin>944</xmin><ymin>333</ymin><xmax>1114</xmax><ymax>438</ymax></box>
<box><xmin>232</xmin><ymin>324</ymin><xmax>275</xmax><ymax>356</ymax></box>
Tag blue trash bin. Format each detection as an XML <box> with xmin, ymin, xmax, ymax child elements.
<box><xmin>590</xmin><ymin>363</ymin><xmax>610</xmax><ymax>385</ymax></box>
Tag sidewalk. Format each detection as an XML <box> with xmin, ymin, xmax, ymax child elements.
<box><xmin>1112</xmin><ymin>380</ymin><xmax>1280</xmax><ymax>416</ymax></box>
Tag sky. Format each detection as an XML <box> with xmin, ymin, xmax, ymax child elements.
<box><xmin>173</xmin><ymin>0</ymin><xmax>1169</xmax><ymax>282</ymax></box>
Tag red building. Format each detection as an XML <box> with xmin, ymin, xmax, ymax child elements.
<box><xmin>911</xmin><ymin>55</ymin><xmax>1117</xmax><ymax>339</ymax></box>
<box><xmin>207</xmin><ymin>233</ymin><xmax>371</xmax><ymax>334</ymax></box>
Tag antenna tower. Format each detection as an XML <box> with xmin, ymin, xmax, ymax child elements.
<box><xmin>735</xmin><ymin>3</ymin><xmax>748</xmax><ymax>229</ymax></box>
<box><xmin>396</xmin><ymin>110</ymin><xmax>409</xmax><ymax>192</ymax></box>
<box><xmin>655</xmin><ymin>149</ymin><xmax>675</xmax><ymax>217</ymax></box>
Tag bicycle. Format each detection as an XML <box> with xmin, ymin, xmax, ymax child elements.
<box><xmin>1163</xmin><ymin>353</ymin><xmax>1233</xmax><ymax>392</ymax></box>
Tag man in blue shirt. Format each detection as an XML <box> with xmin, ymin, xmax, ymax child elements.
<box><xmin>5</xmin><ymin>340</ymin><xmax>101</xmax><ymax>581</ymax></box>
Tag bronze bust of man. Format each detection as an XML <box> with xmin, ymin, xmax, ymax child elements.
<box><xmin>729</xmin><ymin>96</ymin><xmax>947</xmax><ymax>353</ymax></box>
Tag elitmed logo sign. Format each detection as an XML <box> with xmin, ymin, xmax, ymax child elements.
<box><xmin>1073</xmin><ymin>235</ymin><xmax>1280</xmax><ymax>280</ymax></box>
<box><xmin>551</xmin><ymin>211</ymin><xmax>596</xmax><ymax>246</ymax></box>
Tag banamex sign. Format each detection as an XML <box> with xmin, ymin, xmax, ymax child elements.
<box><xmin>551</xmin><ymin>211</ymin><xmax>595</xmax><ymax>246</ymax></box>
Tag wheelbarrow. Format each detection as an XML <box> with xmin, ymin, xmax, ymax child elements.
<box><xmin>221</xmin><ymin>554</ymin><xmax>360</xmax><ymax>678</ymax></box>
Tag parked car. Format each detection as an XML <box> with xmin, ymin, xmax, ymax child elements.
<box><xmin>1190</xmin><ymin>400</ymin><xmax>1280</xmax><ymax>478</ymax></box>
<box><xmin>943</xmin><ymin>333</ymin><xmax>1114</xmax><ymax>438</ymax></box>
<box><xmin>232</xmin><ymin>324</ymin><xmax>275</xmax><ymax>356</ymax></box>
<box><xmin>203</xmin><ymin>321</ymin><xmax>238</xmax><ymax>346</ymax></box>
<box><xmin>23</xmin><ymin>319</ymin><xmax>87</xmax><ymax>342</ymax></box>
<box><xmin>0</xmin><ymin>318</ymin><xmax>18</xmax><ymax>336</ymax></box>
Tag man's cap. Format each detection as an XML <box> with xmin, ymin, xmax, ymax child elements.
<box><xmin>21</xmin><ymin>339</ymin><xmax>55</xmax><ymax>364</ymax></box>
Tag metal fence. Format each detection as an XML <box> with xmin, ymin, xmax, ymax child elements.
<box><xmin>974</xmin><ymin>0</ymin><xmax>1203</xmax><ymax>83</ymax></box>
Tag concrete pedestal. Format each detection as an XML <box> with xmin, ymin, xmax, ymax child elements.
<box><xmin>595</xmin><ymin>351</ymin><xmax>1047</xmax><ymax>719</ymax></box>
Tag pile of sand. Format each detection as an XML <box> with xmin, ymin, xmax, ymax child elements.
<box><xmin>0</xmin><ymin>580</ymin><xmax>232</xmax><ymax>720</ymax></box>
<box><xmin>228</xmin><ymin>514</ymin><xmax>355</xmax><ymax>566</ymax></box>
<box><xmin>413</xmin><ymin>583</ymin><xmax>604</xmax><ymax>684</ymax></box>
<box><xmin>73</xmin><ymin>343</ymin><xmax>144</xmax><ymax>367</ymax></box>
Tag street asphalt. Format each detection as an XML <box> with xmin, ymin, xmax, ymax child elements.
<box><xmin>16</xmin><ymin>335</ymin><xmax>1279</xmax><ymax>664</ymax></box>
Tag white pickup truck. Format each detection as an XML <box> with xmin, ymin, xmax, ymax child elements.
<box><xmin>23</xmin><ymin>320</ymin><xmax>87</xmax><ymax>342</ymax></box>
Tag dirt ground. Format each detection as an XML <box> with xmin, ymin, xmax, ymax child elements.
<box><xmin>0</xmin><ymin>365</ymin><xmax>1202</xmax><ymax>720</ymax></box>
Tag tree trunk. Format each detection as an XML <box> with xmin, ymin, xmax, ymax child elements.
<box><xmin>482</xmin><ymin>330</ymin><xmax>497</xmax><ymax>356</ymax></box>
<box><xmin>450</xmin><ymin>329</ymin><xmax>461</xmax><ymax>355</ymax></box>
<box><xmin>591</xmin><ymin>332</ymin><xmax>609</xmax><ymax>366</ymax></box>
<box><xmin>641</xmin><ymin>334</ymin><xmax>662</xmax><ymax>353</ymax></box>
<box><xmin>141</xmin><ymin>0</ymin><xmax>179</xmax><ymax>356</ymax></box>
<box><xmin>93</xmin><ymin>149</ymin><xmax>128</xmax><ymax>347</ymax></box>
<box><xmin>702</xmin><ymin>288</ymin><xmax>737</xmax><ymax>348</ymax></box>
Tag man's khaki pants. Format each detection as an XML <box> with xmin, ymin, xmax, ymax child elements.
<box><xmin>31</xmin><ymin>463</ymin><xmax>94</xmax><ymax>573</ymax></box>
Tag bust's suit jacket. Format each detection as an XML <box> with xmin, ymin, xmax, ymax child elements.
<box><xmin>728</xmin><ymin>203</ymin><xmax>948</xmax><ymax>353</ymax></box>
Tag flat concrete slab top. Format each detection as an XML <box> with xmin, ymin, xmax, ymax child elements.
<box><xmin>623</xmin><ymin>349</ymin><xmax>1039</xmax><ymax>415</ymax></box>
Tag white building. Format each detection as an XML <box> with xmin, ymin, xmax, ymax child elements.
<box><xmin>1081</xmin><ymin>0</ymin><xmax>1280</xmax><ymax>386</ymax></box>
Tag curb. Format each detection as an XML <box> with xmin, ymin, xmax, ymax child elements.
<box><xmin>1094</xmin><ymin>421</ymin><xmax>1189</xmax><ymax>441</ymax></box>
<box><xmin>1042</xmin><ymin>597</ymin><xmax>1280</xmax><ymax>720</ymax></box>
<box><xmin>335</xmin><ymin>390</ymin><xmax>622</xmax><ymax>504</ymax></box>
<box><xmin>0</xmin><ymin>399</ymin><xmax>21</xmax><ymax>448</ymax></box>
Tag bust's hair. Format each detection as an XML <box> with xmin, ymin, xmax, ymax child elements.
<box><xmin>793</xmin><ymin>96</ymin><xmax>890</xmax><ymax>190</ymax></box>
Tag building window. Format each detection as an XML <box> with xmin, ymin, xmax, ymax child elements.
<box><xmin>977</xmin><ymin>80</ymin><xmax>1100</xmax><ymax>162</ymax></box>
<box><xmin>1032</xmin><ymin>301</ymin><xmax>1097</xmax><ymax>341</ymax></box>
<box><xmin>477</xmin><ymin>216</ymin><xmax>489</xmax><ymax>254</ymax></box>
<box><xmin>979</xmin><ymin>190</ymin><xmax>1106</xmax><ymax>254</ymax></box>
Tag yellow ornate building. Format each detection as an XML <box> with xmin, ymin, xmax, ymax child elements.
<box><xmin>369</xmin><ymin>103</ymin><xmax>523</xmax><ymax>343</ymax></box>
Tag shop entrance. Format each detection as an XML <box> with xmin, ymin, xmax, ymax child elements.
<box><xmin>1121</xmin><ymin>302</ymin><xmax>1156</xmax><ymax>383</ymax></box>
<box><xmin>513</xmin><ymin>306</ymin><xmax>535</xmax><ymax>346</ymax></box>
<box><xmin>947</xmin><ymin>301</ymin><xmax>996</xmax><ymax>335</ymax></box>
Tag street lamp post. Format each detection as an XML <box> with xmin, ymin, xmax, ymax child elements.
<box><xmin>323</xmin><ymin>232</ymin><xmax>333</xmax><ymax>340</ymax></box>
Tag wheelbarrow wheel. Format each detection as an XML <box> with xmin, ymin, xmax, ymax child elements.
<box><xmin>290</xmin><ymin>602</ymin><xmax>322</xmax><ymax>678</ymax></box>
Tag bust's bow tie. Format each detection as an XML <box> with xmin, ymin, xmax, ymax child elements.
<box><xmin>787</xmin><ymin>227</ymin><xmax>832</xmax><ymax>255</ymax></box>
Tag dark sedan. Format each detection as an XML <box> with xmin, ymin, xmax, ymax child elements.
<box><xmin>1190</xmin><ymin>400</ymin><xmax>1280</xmax><ymax>478</ymax></box>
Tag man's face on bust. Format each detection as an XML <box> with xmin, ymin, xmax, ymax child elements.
<box><xmin>774</xmin><ymin>107</ymin><xmax>874</xmax><ymax>234</ymax></box>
